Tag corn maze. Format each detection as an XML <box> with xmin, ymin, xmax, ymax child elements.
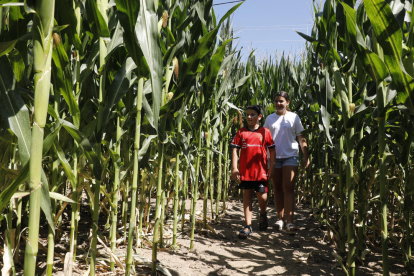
<box><xmin>0</xmin><ymin>0</ymin><xmax>414</xmax><ymax>275</ymax></box>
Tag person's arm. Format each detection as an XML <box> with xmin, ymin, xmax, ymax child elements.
<box><xmin>231</xmin><ymin>147</ymin><xmax>241</xmax><ymax>182</ymax></box>
<box><xmin>268</xmin><ymin>146</ymin><xmax>276</xmax><ymax>179</ymax></box>
<box><xmin>297</xmin><ymin>134</ymin><xmax>310</xmax><ymax>169</ymax></box>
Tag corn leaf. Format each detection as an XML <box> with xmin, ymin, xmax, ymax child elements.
<box><xmin>0</xmin><ymin>40</ymin><xmax>18</xmax><ymax>57</ymax></box>
<box><xmin>115</xmin><ymin>0</ymin><xmax>149</xmax><ymax>77</ymax></box>
<box><xmin>0</xmin><ymin>56</ymin><xmax>31</xmax><ymax>166</ymax></box>
<box><xmin>0</xmin><ymin>163</ymin><xmax>29</xmax><ymax>214</ymax></box>
<box><xmin>363</xmin><ymin>0</ymin><xmax>414</xmax><ymax>113</ymax></box>
<box><xmin>85</xmin><ymin>0</ymin><xmax>110</xmax><ymax>38</ymax></box>
<box><xmin>52</xmin><ymin>141</ymin><xmax>77</xmax><ymax>190</ymax></box>
<box><xmin>52</xmin><ymin>40</ymin><xmax>80</xmax><ymax>128</ymax></box>
<box><xmin>97</xmin><ymin>57</ymin><xmax>136</xmax><ymax>135</ymax></box>
<box><xmin>49</xmin><ymin>192</ymin><xmax>75</xmax><ymax>203</ymax></box>
<box><xmin>320</xmin><ymin>69</ymin><xmax>333</xmax><ymax>144</ymax></box>
<box><xmin>136</xmin><ymin>0</ymin><xmax>163</xmax><ymax>134</ymax></box>
<box><xmin>340</xmin><ymin>1</ymin><xmax>389</xmax><ymax>83</ymax></box>
<box><xmin>138</xmin><ymin>135</ymin><xmax>157</xmax><ymax>161</ymax></box>
<box><xmin>59</xmin><ymin>119</ymin><xmax>103</xmax><ymax>180</ymax></box>
<box><xmin>106</xmin><ymin>21</ymin><xmax>124</xmax><ymax>61</ymax></box>
<box><xmin>55</xmin><ymin>0</ymin><xmax>82</xmax><ymax>53</ymax></box>
<box><xmin>0</xmin><ymin>54</ymin><xmax>56</xmax><ymax>229</ymax></box>
<box><xmin>182</xmin><ymin>3</ymin><xmax>242</xmax><ymax>79</ymax></box>
<box><xmin>79</xmin><ymin>41</ymin><xmax>99</xmax><ymax>83</ymax></box>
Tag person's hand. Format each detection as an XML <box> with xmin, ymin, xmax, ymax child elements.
<box><xmin>302</xmin><ymin>156</ymin><xmax>310</xmax><ymax>170</ymax></box>
<box><xmin>232</xmin><ymin>169</ymin><xmax>240</xmax><ymax>182</ymax></box>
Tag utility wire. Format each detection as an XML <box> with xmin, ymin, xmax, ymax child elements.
<box><xmin>237</xmin><ymin>24</ymin><xmax>312</xmax><ymax>27</ymax></box>
<box><xmin>241</xmin><ymin>27</ymin><xmax>309</xmax><ymax>30</ymax></box>
<box><xmin>213</xmin><ymin>0</ymin><xmax>245</xmax><ymax>6</ymax></box>
<box><xmin>237</xmin><ymin>40</ymin><xmax>304</xmax><ymax>42</ymax></box>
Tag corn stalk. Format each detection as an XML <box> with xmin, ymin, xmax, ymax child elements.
<box><xmin>23</xmin><ymin>0</ymin><xmax>55</xmax><ymax>274</ymax></box>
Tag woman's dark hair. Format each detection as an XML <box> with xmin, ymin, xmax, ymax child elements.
<box><xmin>246</xmin><ymin>105</ymin><xmax>263</xmax><ymax>115</ymax></box>
<box><xmin>274</xmin><ymin>91</ymin><xmax>291</xmax><ymax>111</ymax></box>
<box><xmin>274</xmin><ymin>91</ymin><xmax>290</xmax><ymax>102</ymax></box>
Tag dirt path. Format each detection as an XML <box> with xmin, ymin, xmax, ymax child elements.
<box><xmin>120</xmin><ymin>199</ymin><xmax>407</xmax><ymax>276</ymax></box>
<box><xmin>5</xmin><ymin>198</ymin><xmax>409</xmax><ymax>275</ymax></box>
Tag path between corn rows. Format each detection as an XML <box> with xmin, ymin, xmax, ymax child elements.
<box><xmin>52</xmin><ymin>198</ymin><xmax>407</xmax><ymax>276</ymax></box>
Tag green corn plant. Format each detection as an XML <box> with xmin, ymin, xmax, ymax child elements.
<box><xmin>23</xmin><ymin>0</ymin><xmax>55</xmax><ymax>274</ymax></box>
<box><xmin>180</xmin><ymin>131</ymin><xmax>192</xmax><ymax>231</ymax></box>
<box><xmin>190</xmin><ymin>107</ymin><xmax>203</xmax><ymax>249</ymax></box>
<box><xmin>2</xmin><ymin>0</ymin><xmax>414</xmax><ymax>276</ymax></box>
<box><xmin>0</xmin><ymin>53</ymin><xmax>32</xmax><ymax>270</ymax></box>
<box><xmin>49</xmin><ymin>20</ymin><xmax>82</xmax><ymax>272</ymax></box>
<box><xmin>114</xmin><ymin>0</ymin><xmax>150</xmax><ymax>271</ymax></box>
<box><xmin>46</xmin><ymin>84</ymin><xmax>59</xmax><ymax>276</ymax></box>
<box><xmin>172</xmin><ymin>89</ymin><xmax>191</xmax><ymax>247</ymax></box>
<box><xmin>87</xmin><ymin>0</ymin><xmax>110</xmax><ymax>271</ymax></box>
<box><xmin>125</xmin><ymin>78</ymin><xmax>144</xmax><ymax>275</ymax></box>
<box><xmin>362</xmin><ymin>1</ymin><xmax>414</xmax><ymax>273</ymax></box>
<box><xmin>109</xmin><ymin>110</ymin><xmax>121</xmax><ymax>270</ymax></box>
<box><xmin>125</xmin><ymin>0</ymin><xmax>163</xmax><ymax>272</ymax></box>
<box><xmin>202</xmin><ymin>111</ymin><xmax>211</xmax><ymax>228</ymax></box>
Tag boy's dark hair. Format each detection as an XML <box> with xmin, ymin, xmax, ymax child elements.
<box><xmin>246</xmin><ymin>105</ymin><xmax>263</xmax><ymax>115</ymax></box>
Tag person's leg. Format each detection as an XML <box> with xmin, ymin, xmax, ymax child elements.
<box><xmin>272</xmin><ymin>167</ymin><xmax>284</xmax><ymax>221</ymax></box>
<box><xmin>257</xmin><ymin>190</ymin><xmax>268</xmax><ymax>230</ymax></box>
<box><xmin>242</xmin><ymin>189</ymin><xmax>254</xmax><ymax>232</ymax></box>
<box><xmin>282</xmin><ymin>165</ymin><xmax>298</xmax><ymax>225</ymax></box>
<box><xmin>256</xmin><ymin>191</ymin><xmax>267</xmax><ymax>216</ymax></box>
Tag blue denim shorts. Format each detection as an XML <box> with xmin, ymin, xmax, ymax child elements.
<box><xmin>275</xmin><ymin>156</ymin><xmax>299</xmax><ymax>168</ymax></box>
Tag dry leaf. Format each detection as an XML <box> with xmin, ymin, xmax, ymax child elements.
<box><xmin>294</xmin><ymin>251</ymin><xmax>312</xmax><ymax>263</ymax></box>
<box><xmin>132</xmin><ymin>255</ymin><xmax>172</xmax><ymax>276</ymax></box>
<box><xmin>64</xmin><ymin>252</ymin><xmax>73</xmax><ymax>276</ymax></box>
<box><xmin>1</xmin><ymin>234</ymin><xmax>12</xmax><ymax>276</ymax></box>
<box><xmin>97</xmin><ymin>236</ymin><xmax>125</xmax><ymax>271</ymax></box>
<box><xmin>331</xmin><ymin>252</ymin><xmax>343</xmax><ymax>263</ymax></box>
<box><xmin>206</xmin><ymin>224</ymin><xmax>216</xmax><ymax>234</ymax></box>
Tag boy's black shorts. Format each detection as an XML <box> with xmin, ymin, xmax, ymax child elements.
<box><xmin>238</xmin><ymin>181</ymin><xmax>268</xmax><ymax>193</ymax></box>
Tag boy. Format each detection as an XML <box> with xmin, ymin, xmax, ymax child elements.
<box><xmin>231</xmin><ymin>105</ymin><xmax>276</xmax><ymax>239</ymax></box>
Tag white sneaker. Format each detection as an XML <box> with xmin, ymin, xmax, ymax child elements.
<box><xmin>286</xmin><ymin>223</ymin><xmax>298</xmax><ymax>234</ymax></box>
<box><xmin>273</xmin><ymin>220</ymin><xmax>284</xmax><ymax>230</ymax></box>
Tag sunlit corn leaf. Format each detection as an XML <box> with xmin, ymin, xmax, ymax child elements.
<box><xmin>0</xmin><ymin>55</ymin><xmax>31</xmax><ymax>167</ymax></box>
<box><xmin>85</xmin><ymin>0</ymin><xmax>110</xmax><ymax>38</ymax></box>
<box><xmin>340</xmin><ymin>2</ymin><xmax>389</xmax><ymax>83</ymax></box>
<box><xmin>97</xmin><ymin>57</ymin><xmax>137</xmax><ymax>136</ymax></box>
<box><xmin>135</xmin><ymin>0</ymin><xmax>164</xmax><ymax>135</ymax></box>
<box><xmin>363</xmin><ymin>0</ymin><xmax>414</xmax><ymax>113</ymax></box>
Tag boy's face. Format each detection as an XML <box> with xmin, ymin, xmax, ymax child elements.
<box><xmin>246</xmin><ymin>109</ymin><xmax>262</xmax><ymax>128</ymax></box>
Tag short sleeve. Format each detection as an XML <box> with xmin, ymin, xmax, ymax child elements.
<box><xmin>265</xmin><ymin>129</ymin><xmax>275</xmax><ymax>148</ymax></box>
<box><xmin>230</xmin><ymin>130</ymin><xmax>242</xmax><ymax>148</ymax></box>
<box><xmin>294</xmin><ymin>114</ymin><xmax>304</xmax><ymax>136</ymax></box>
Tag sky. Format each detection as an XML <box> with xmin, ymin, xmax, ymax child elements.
<box><xmin>213</xmin><ymin>0</ymin><xmax>318</xmax><ymax>62</ymax></box>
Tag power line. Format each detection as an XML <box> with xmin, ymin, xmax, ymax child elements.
<box><xmin>241</xmin><ymin>27</ymin><xmax>309</xmax><ymax>30</ymax></box>
<box><xmin>213</xmin><ymin>0</ymin><xmax>245</xmax><ymax>6</ymax></box>
<box><xmin>237</xmin><ymin>24</ymin><xmax>312</xmax><ymax>28</ymax></box>
<box><xmin>237</xmin><ymin>40</ymin><xmax>304</xmax><ymax>42</ymax></box>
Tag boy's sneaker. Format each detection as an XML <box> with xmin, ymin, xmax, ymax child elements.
<box><xmin>273</xmin><ymin>220</ymin><xmax>284</xmax><ymax>230</ymax></box>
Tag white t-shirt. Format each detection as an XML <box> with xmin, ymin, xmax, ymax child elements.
<box><xmin>264</xmin><ymin>111</ymin><xmax>304</xmax><ymax>158</ymax></box>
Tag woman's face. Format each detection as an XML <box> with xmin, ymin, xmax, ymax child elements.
<box><xmin>274</xmin><ymin>96</ymin><xmax>289</xmax><ymax>112</ymax></box>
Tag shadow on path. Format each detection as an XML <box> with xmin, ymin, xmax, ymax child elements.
<box><xmin>151</xmin><ymin>199</ymin><xmax>408</xmax><ymax>276</ymax></box>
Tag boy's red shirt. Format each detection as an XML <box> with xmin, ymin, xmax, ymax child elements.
<box><xmin>230</xmin><ymin>126</ymin><xmax>275</xmax><ymax>182</ymax></box>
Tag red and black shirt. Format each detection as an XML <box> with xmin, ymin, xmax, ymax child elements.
<box><xmin>230</xmin><ymin>127</ymin><xmax>275</xmax><ymax>182</ymax></box>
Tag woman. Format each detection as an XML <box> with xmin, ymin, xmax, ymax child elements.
<box><xmin>264</xmin><ymin>91</ymin><xmax>310</xmax><ymax>234</ymax></box>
